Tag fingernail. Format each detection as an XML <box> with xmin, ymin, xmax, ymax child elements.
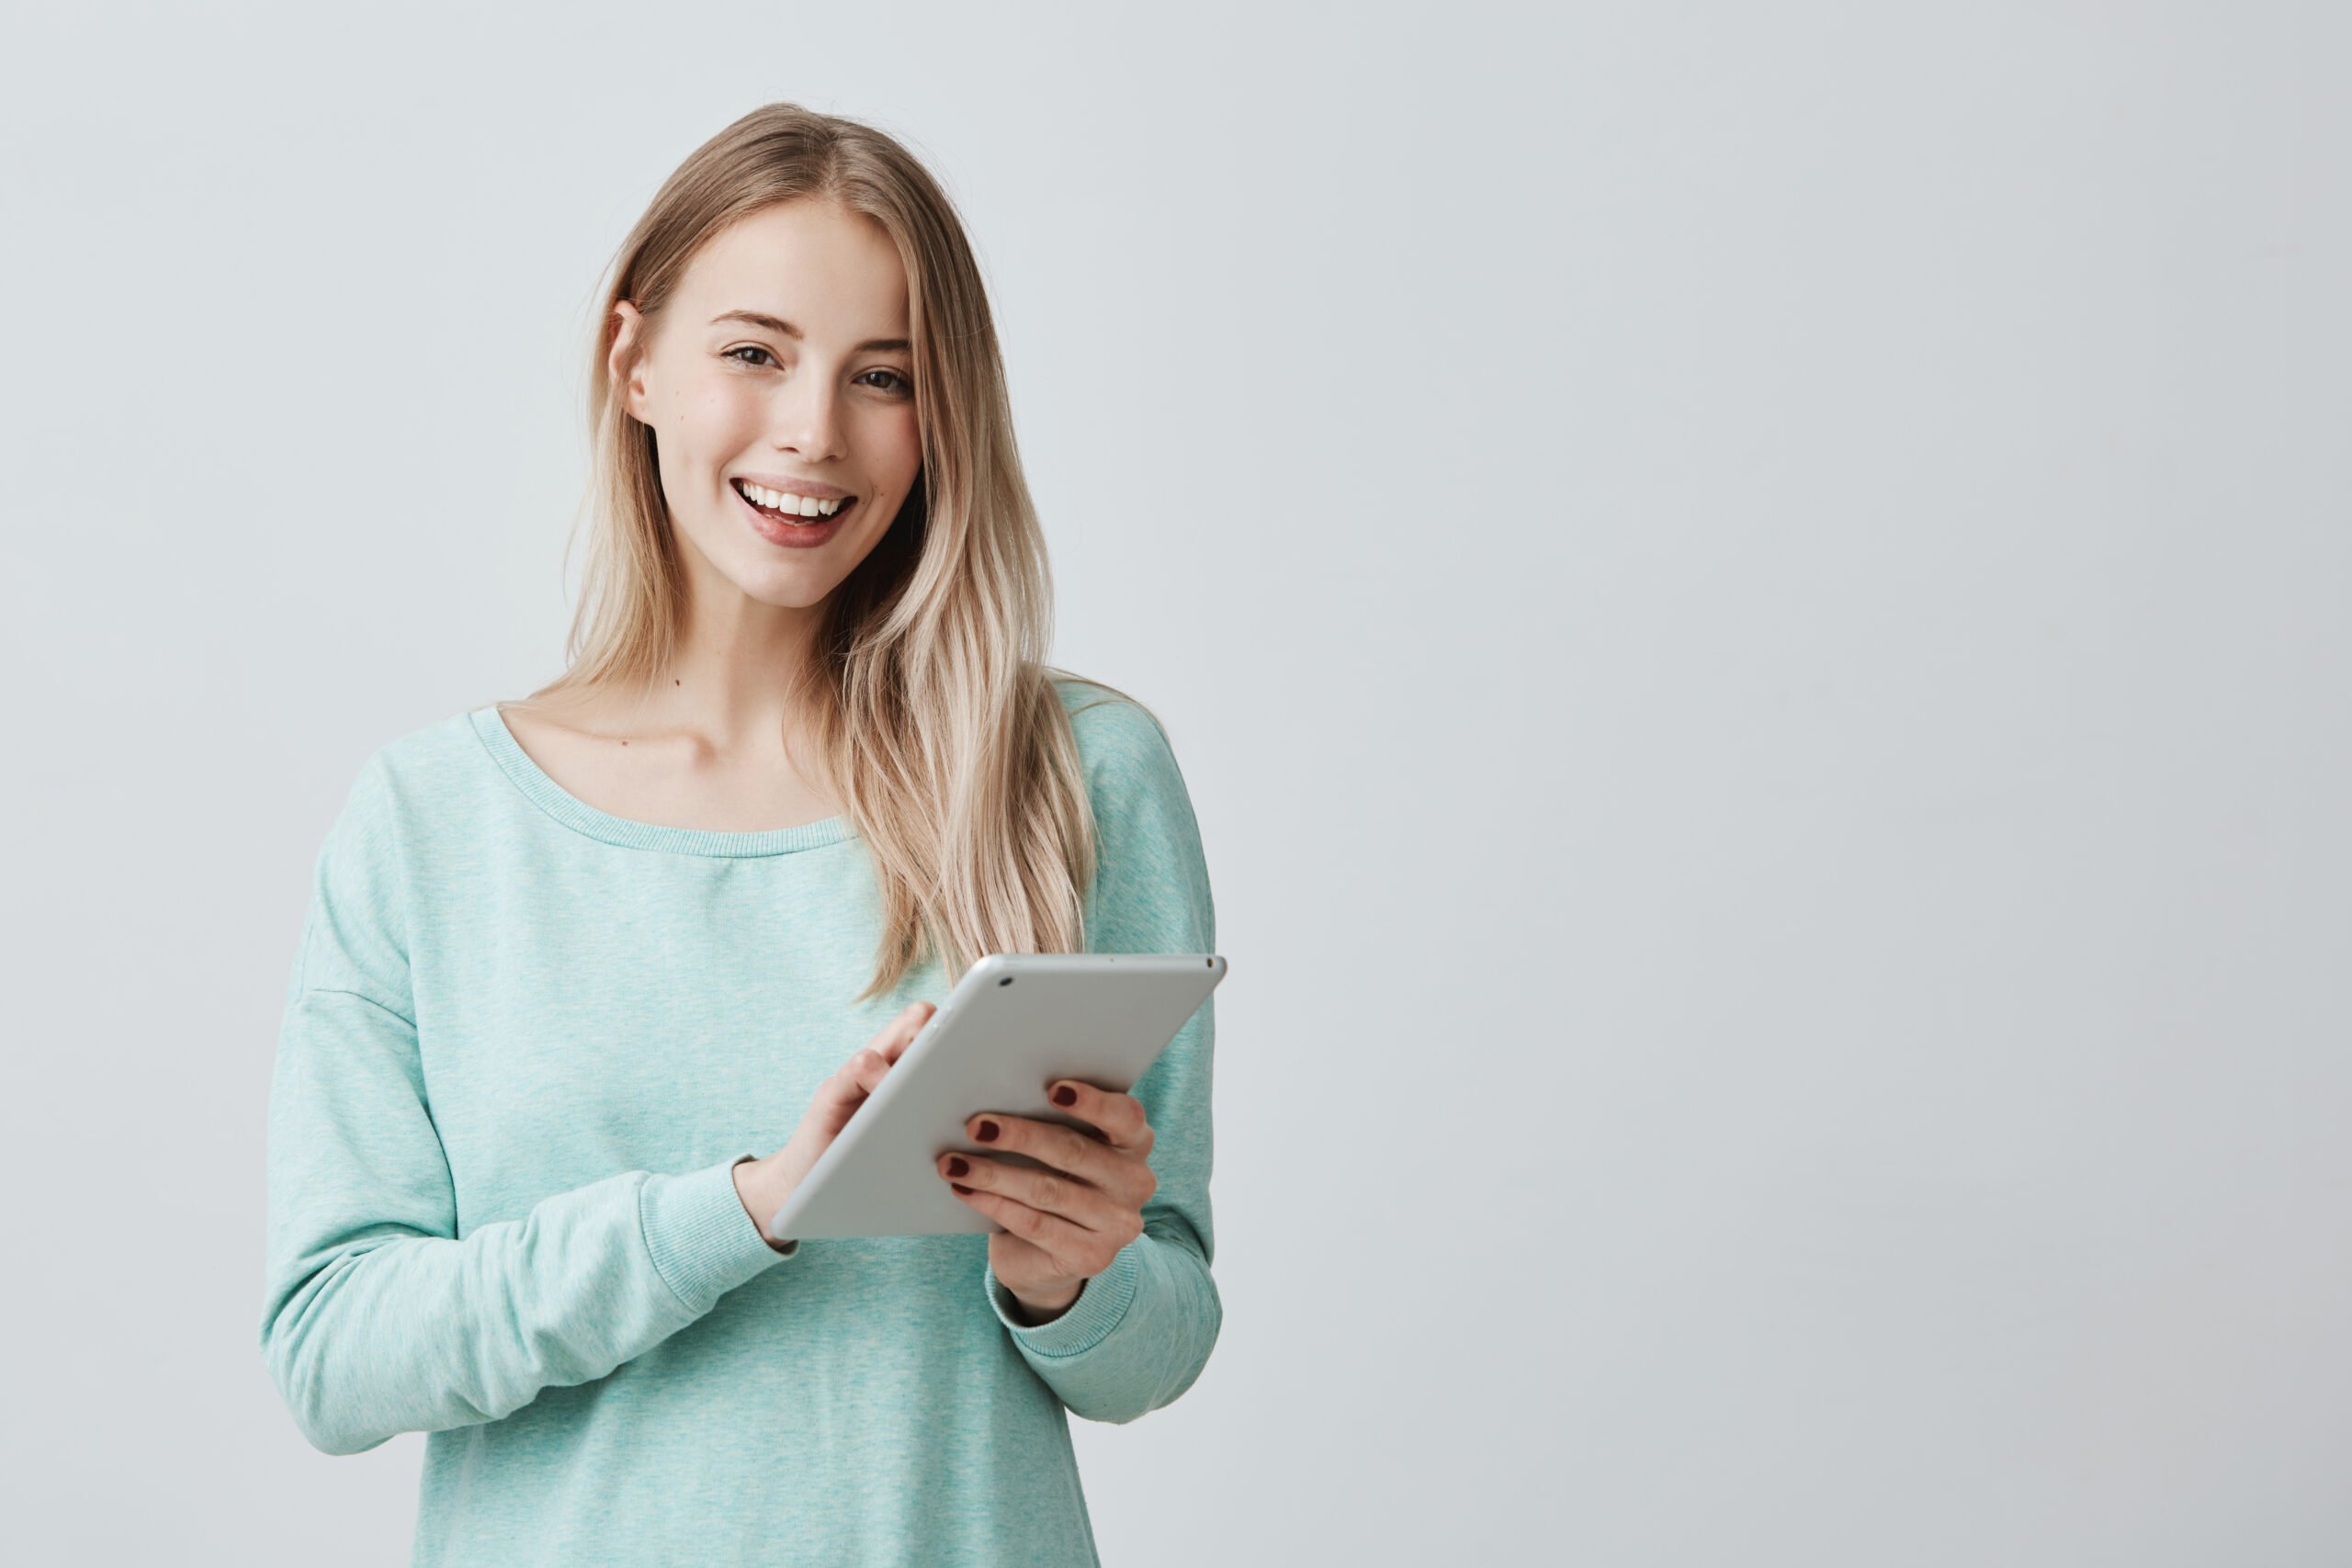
<box><xmin>977</xmin><ymin>1120</ymin><xmax>999</xmax><ymax>1142</ymax></box>
<box><xmin>945</xmin><ymin>1156</ymin><xmax>969</xmax><ymax>1178</ymax></box>
<box><xmin>1051</xmin><ymin>1085</ymin><xmax>1078</xmax><ymax>1107</ymax></box>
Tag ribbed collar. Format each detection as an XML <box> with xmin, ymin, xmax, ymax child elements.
<box><xmin>469</xmin><ymin>705</ymin><xmax>856</xmax><ymax>858</ymax></box>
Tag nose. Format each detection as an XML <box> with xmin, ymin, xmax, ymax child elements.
<box><xmin>775</xmin><ymin>370</ymin><xmax>847</xmax><ymax>462</ymax></box>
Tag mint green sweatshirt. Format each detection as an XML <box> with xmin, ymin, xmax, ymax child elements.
<box><xmin>259</xmin><ymin>679</ymin><xmax>1220</xmax><ymax>1566</ymax></box>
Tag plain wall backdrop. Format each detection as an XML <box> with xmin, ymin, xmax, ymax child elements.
<box><xmin>2</xmin><ymin>2</ymin><xmax>2346</xmax><ymax>1562</ymax></box>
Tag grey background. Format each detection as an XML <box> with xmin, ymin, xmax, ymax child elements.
<box><xmin>2</xmin><ymin>2</ymin><xmax>2346</xmax><ymax>1562</ymax></box>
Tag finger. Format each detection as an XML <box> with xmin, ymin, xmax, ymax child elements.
<box><xmin>850</xmin><ymin>1005</ymin><xmax>931</xmax><ymax>1092</ymax></box>
<box><xmin>802</xmin><ymin>1050</ymin><xmax>881</xmax><ymax>1138</ymax></box>
<box><xmin>1045</xmin><ymin>1081</ymin><xmax>1155</xmax><ymax>1157</ymax></box>
<box><xmin>966</xmin><ymin>1111</ymin><xmax>1125</xmax><ymax>1193</ymax></box>
<box><xmin>842</xmin><ymin>1027</ymin><xmax>911</xmax><ymax>1098</ymax></box>
<box><xmin>881</xmin><ymin>1002</ymin><xmax>936</xmax><ymax>1064</ymax></box>
<box><xmin>947</xmin><ymin>1180</ymin><xmax>1130</xmax><ymax>1266</ymax></box>
<box><xmin>821</xmin><ymin>1048</ymin><xmax>885</xmax><ymax>1108</ymax></box>
<box><xmin>943</xmin><ymin>1149</ymin><xmax>1141</xmax><ymax>1239</ymax></box>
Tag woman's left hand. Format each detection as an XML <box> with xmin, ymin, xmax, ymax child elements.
<box><xmin>939</xmin><ymin>1078</ymin><xmax>1156</xmax><ymax>1322</ymax></box>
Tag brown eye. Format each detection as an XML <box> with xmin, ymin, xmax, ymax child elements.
<box><xmin>723</xmin><ymin>345</ymin><xmax>777</xmax><ymax>368</ymax></box>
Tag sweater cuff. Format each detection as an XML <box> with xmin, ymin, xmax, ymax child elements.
<box><xmin>640</xmin><ymin>1155</ymin><xmax>797</xmax><ymax>1314</ymax></box>
<box><xmin>984</xmin><ymin>1238</ymin><xmax>1141</xmax><ymax>1357</ymax></box>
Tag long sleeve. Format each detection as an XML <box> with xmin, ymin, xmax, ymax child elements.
<box><xmin>258</xmin><ymin>756</ymin><xmax>793</xmax><ymax>1457</ymax></box>
<box><xmin>981</xmin><ymin>693</ymin><xmax>1224</xmax><ymax>1423</ymax></box>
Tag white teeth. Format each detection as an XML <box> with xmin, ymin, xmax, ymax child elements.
<box><xmin>736</xmin><ymin>479</ymin><xmax>845</xmax><ymax>518</ymax></box>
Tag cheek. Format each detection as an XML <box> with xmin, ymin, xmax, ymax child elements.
<box><xmin>865</xmin><ymin>408</ymin><xmax>923</xmax><ymax>488</ymax></box>
<box><xmin>681</xmin><ymin>379</ymin><xmax>766</xmax><ymax>441</ymax></box>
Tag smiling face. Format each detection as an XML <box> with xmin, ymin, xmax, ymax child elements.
<box><xmin>610</xmin><ymin>197</ymin><xmax>922</xmax><ymax>614</ymax></box>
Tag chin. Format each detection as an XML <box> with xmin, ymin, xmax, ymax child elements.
<box><xmin>734</xmin><ymin>568</ymin><xmax>846</xmax><ymax>608</ymax></box>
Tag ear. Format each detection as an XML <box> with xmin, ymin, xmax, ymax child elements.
<box><xmin>608</xmin><ymin>300</ymin><xmax>650</xmax><ymax>423</ymax></box>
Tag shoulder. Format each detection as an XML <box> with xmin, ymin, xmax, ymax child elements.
<box><xmin>1051</xmin><ymin>673</ymin><xmax>1189</xmax><ymax>796</ymax></box>
<box><xmin>1046</xmin><ymin>674</ymin><xmax>1214</xmax><ymax>944</ymax></box>
<box><xmin>299</xmin><ymin>712</ymin><xmax>481</xmax><ymax>1006</ymax></box>
<box><xmin>298</xmin><ymin>707</ymin><xmax>496</xmax><ymax>995</ymax></box>
<box><xmin>316</xmin><ymin>705</ymin><xmax>500</xmax><ymax>863</ymax></box>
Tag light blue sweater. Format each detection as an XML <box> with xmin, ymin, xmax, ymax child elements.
<box><xmin>259</xmin><ymin>679</ymin><xmax>1220</xmax><ymax>1566</ymax></box>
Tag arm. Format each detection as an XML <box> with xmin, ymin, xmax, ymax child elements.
<box><xmin>980</xmin><ymin>695</ymin><xmax>1223</xmax><ymax>1423</ymax></box>
<box><xmin>258</xmin><ymin>757</ymin><xmax>792</xmax><ymax>1457</ymax></box>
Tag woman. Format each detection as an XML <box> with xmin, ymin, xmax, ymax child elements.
<box><xmin>259</xmin><ymin>102</ymin><xmax>1220</xmax><ymax>1567</ymax></box>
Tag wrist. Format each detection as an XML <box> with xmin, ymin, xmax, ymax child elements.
<box><xmin>1007</xmin><ymin>1278</ymin><xmax>1084</xmax><ymax>1325</ymax></box>
<box><xmin>730</xmin><ymin>1156</ymin><xmax>795</xmax><ymax>1251</ymax></box>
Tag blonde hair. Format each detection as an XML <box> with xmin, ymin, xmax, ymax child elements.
<box><xmin>519</xmin><ymin>102</ymin><xmax>1154</xmax><ymax>1001</ymax></box>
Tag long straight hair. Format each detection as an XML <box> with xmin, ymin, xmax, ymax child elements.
<box><xmin>518</xmin><ymin>102</ymin><xmax>1153</xmax><ymax>1001</ymax></box>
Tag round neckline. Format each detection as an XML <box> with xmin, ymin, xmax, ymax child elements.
<box><xmin>469</xmin><ymin>705</ymin><xmax>856</xmax><ymax>858</ymax></box>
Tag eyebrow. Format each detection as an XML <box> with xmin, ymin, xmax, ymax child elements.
<box><xmin>709</xmin><ymin>310</ymin><xmax>910</xmax><ymax>354</ymax></box>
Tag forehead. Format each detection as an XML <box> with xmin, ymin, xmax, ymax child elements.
<box><xmin>682</xmin><ymin>200</ymin><xmax>910</xmax><ymax>336</ymax></box>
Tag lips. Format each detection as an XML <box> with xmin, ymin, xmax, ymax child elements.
<box><xmin>735</xmin><ymin>483</ymin><xmax>852</xmax><ymax>548</ymax></box>
<box><xmin>731</xmin><ymin>477</ymin><xmax>857</xmax><ymax>523</ymax></box>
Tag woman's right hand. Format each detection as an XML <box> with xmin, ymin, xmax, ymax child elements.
<box><xmin>732</xmin><ymin>1000</ymin><xmax>938</xmax><ymax>1247</ymax></box>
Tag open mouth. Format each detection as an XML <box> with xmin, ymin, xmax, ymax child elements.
<box><xmin>731</xmin><ymin>477</ymin><xmax>858</xmax><ymax>527</ymax></box>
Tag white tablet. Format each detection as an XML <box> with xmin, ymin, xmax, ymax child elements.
<box><xmin>764</xmin><ymin>952</ymin><xmax>1226</xmax><ymax>1245</ymax></box>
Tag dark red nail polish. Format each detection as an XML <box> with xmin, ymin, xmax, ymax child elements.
<box><xmin>977</xmin><ymin>1120</ymin><xmax>999</xmax><ymax>1142</ymax></box>
<box><xmin>951</xmin><ymin>1183</ymin><xmax>974</xmax><ymax>1194</ymax></box>
<box><xmin>946</xmin><ymin>1156</ymin><xmax>968</xmax><ymax>1178</ymax></box>
<box><xmin>1051</xmin><ymin>1085</ymin><xmax>1078</xmax><ymax>1107</ymax></box>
